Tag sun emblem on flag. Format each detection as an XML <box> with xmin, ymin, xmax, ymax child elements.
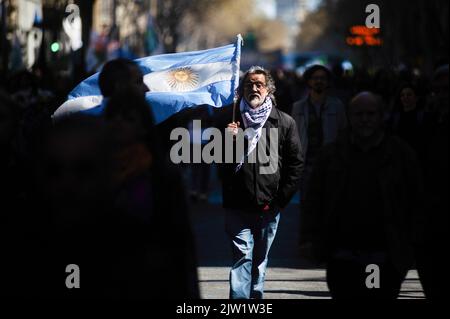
<box><xmin>167</xmin><ymin>67</ymin><xmax>200</xmax><ymax>92</ymax></box>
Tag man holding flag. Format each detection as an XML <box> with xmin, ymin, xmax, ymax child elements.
<box><xmin>215</xmin><ymin>66</ymin><xmax>303</xmax><ymax>299</ymax></box>
<box><xmin>156</xmin><ymin>65</ymin><xmax>303</xmax><ymax>299</ymax></box>
<box><xmin>53</xmin><ymin>36</ymin><xmax>303</xmax><ymax>299</ymax></box>
<box><xmin>165</xmin><ymin>65</ymin><xmax>303</xmax><ymax>299</ymax></box>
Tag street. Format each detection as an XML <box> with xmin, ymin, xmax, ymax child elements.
<box><xmin>188</xmin><ymin>179</ymin><xmax>425</xmax><ymax>299</ymax></box>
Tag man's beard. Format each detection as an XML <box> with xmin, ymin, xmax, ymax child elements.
<box><xmin>313</xmin><ymin>86</ymin><xmax>325</xmax><ymax>94</ymax></box>
<box><xmin>247</xmin><ymin>95</ymin><xmax>265</xmax><ymax>108</ymax></box>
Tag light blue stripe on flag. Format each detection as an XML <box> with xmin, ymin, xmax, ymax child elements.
<box><xmin>54</xmin><ymin>35</ymin><xmax>242</xmax><ymax>124</ymax></box>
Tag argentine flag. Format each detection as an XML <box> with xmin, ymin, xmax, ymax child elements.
<box><xmin>53</xmin><ymin>35</ymin><xmax>242</xmax><ymax>124</ymax></box>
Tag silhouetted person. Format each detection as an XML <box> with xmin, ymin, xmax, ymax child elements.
<box><xmin>9</xmin><ymin>70</ymin><xmax>54</xmax><ymax>112</ymax></box>
<box><xmin>416</xmin><ymin>64</ymin><xmax>449</xmax><ymax>300</ymax></box>
<box><xmin>8</xmin><ymin>71</ymin><xmax>54</xmax><ymax>157</ymax></box>
<box><xmin>19</xmin><ymin>108</ymin><xmax>199</xmax><ymax>298</ymax></box>
<box><xmin>149</xmin><ymin>66</ymin><xmax>303</xmax><ymax>299</ymax></box>
<box><xmin>372</xmin><ymin>68</ymin><xmax>396</xmax><ymax>111</ymax></box>
<box><xmin>222</xmin><ymin>66</ymin><xmax>303</xmax><ymax>299</ymax></box>
<box><xmin>104</xmin><ymin>88</ymin><xmax>200</xmax><ymax>298</ymax></box>
<box><xmin>303</xmin><ymin>92</ymin><xmax>423</xmax><ymax>299</ymax></box>
<box><xmin>0</xmin><ymin>91</ymin><xmax>33</xmax><ymax>297</ymax></box>
<box><xmin>389</xmin><ymin>83</ymin><xmax>425</xmax><ymax>158</ymax></box>
<box><xmin>271</xmin><ymin>68</ymin><xmax>294</xmax><ymax>115</ymax></box>
<box><xmin>0</xmin><ymin>91</ymin><xmax>20</xmax><ymax>168</ymax></box>
<box><xmin>31</xmin><ymin>116</ymin><xmax>121</xmax><ymax>298</ymax></box>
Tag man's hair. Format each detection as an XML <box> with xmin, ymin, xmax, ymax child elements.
<box><xmin>98</xmin><ymin>58</ymin><xmax>143</xmax><ymax>97</ymax></box>
<box><xmin>239</xmin><ymin>66</ymin><xmax>277</xmax><ymax>105</ymax></box>
<box><xmin>348</xmin><ymin>91</ymin><xmax>384</xmax><ymax>115</ymax></box>
<box><xmin>303</xmin><ymin>64</ymin><xmax>332</xmax><ymax>88</ymax></box>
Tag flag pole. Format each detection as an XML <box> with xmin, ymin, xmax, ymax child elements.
<box><xmin>232</xmin><ymin>34</ymin><xmax>243</xmax><ymax>124</ymax></box>
<box><xmin>232</xmin><ymin>92</ymin><xmax>237</xmax><ymax>123</ymax></box>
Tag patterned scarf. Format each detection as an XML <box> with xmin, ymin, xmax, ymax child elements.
<box><xmin>236</xmin><ymin>97</ymin><xmax>273</xmax><ymax>171</ymax></box>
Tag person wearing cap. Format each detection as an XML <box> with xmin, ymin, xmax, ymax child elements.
<box><xmin>291</xmin><ymin>64</ymin><xmax>347</xmax><ymax>249</ymax></box>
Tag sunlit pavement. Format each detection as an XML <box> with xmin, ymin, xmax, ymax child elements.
<box><xmin>188</xmin><ymin>177</ymin><xmax>425</xmax><ymax>299</ymax></box>
<box><xmin>198</xmin><ymin>267</ymin><xmax>424</xmax><ymax>299</ymax></box>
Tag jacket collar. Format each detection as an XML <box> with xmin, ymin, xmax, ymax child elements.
<box><xmin>268</xmin><ymin>104</ymin><xmax>279</xmax><ymax>120</ymax></box>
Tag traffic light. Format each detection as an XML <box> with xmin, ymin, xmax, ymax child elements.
<box><xmin>51</xmin><ymin>42</ymin><xmax>60</xmax><ymax>53</ymax></box>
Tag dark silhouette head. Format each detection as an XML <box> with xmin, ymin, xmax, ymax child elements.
<box><xmin>98</xmin><ymin>59</ymin><xmax>149</xmax><ymax>98</ymax></box>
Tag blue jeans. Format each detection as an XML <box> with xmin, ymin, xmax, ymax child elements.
<box><xmin>225</xmin><ymin>209</ymin><xmax>280</xmax><ymax>299</ymax></box>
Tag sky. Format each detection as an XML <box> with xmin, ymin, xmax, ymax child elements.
<box><xmin>256</xmin><ymin>0</ymin><xmax>277</xmax><ymax>19</ymax></box>
<box><xmin>256</xmin><ymin>0</ymin><xmax>322</xmax><ymax>19</ymax></box>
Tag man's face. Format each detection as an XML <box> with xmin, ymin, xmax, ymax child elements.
<box><xmin>129</xmin><ymin>67</ymin><xmax>150</xmax><ymax>95</ymax></box>
<box><xmin>349</xmin><ymin>101</ymin><xmax>383</xmax><ymax>140</ymax></box>
<box><xmin>400</xmin><ymin>87</ymin><xmax>417</xmax><ymax>111</ymax></box>
<box><xmin>308</xmin><ymin>69</ymin><xmax>328</xmax><ymax>94</ymax></box>
<box><xmin>243</xmin><ymin>73</ymin><xmax>269</xmax><ymax>108</ymax></box>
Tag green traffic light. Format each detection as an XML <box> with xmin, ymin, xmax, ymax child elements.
<box><xmin>51</xmin><ymin>42</ymin><xmax>60</xmax><ymax>52</ymax></box>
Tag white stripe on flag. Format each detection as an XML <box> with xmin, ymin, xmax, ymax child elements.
<box><xmin>52</xmin><ymin>95</ymin><xmax>103</xmax><ymax>120</ymax></box>
<box><xmin>143</xmin><ymin>61</ymin><xmax>233</xmax><ymax>93</ymax></box>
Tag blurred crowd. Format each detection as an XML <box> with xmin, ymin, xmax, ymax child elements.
<box><xmin>0</xmin><ymin>58</ymin><xmax>448</xmax><ymax>298</ymax></box>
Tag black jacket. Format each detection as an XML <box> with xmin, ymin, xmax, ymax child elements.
<box><xmin>302</xmin><ymin>132</ymin><xmax>424</xmax><ymax>274</ymax></box>
<box><xmin>212</xmin><ymin>104</ymin><xmax>303</xmax><ymax>213</ymax></box>
<box><xmin>157</xmin><ymin>103</ymin><xmax>304</xmax><ymax>213</ymax></box>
